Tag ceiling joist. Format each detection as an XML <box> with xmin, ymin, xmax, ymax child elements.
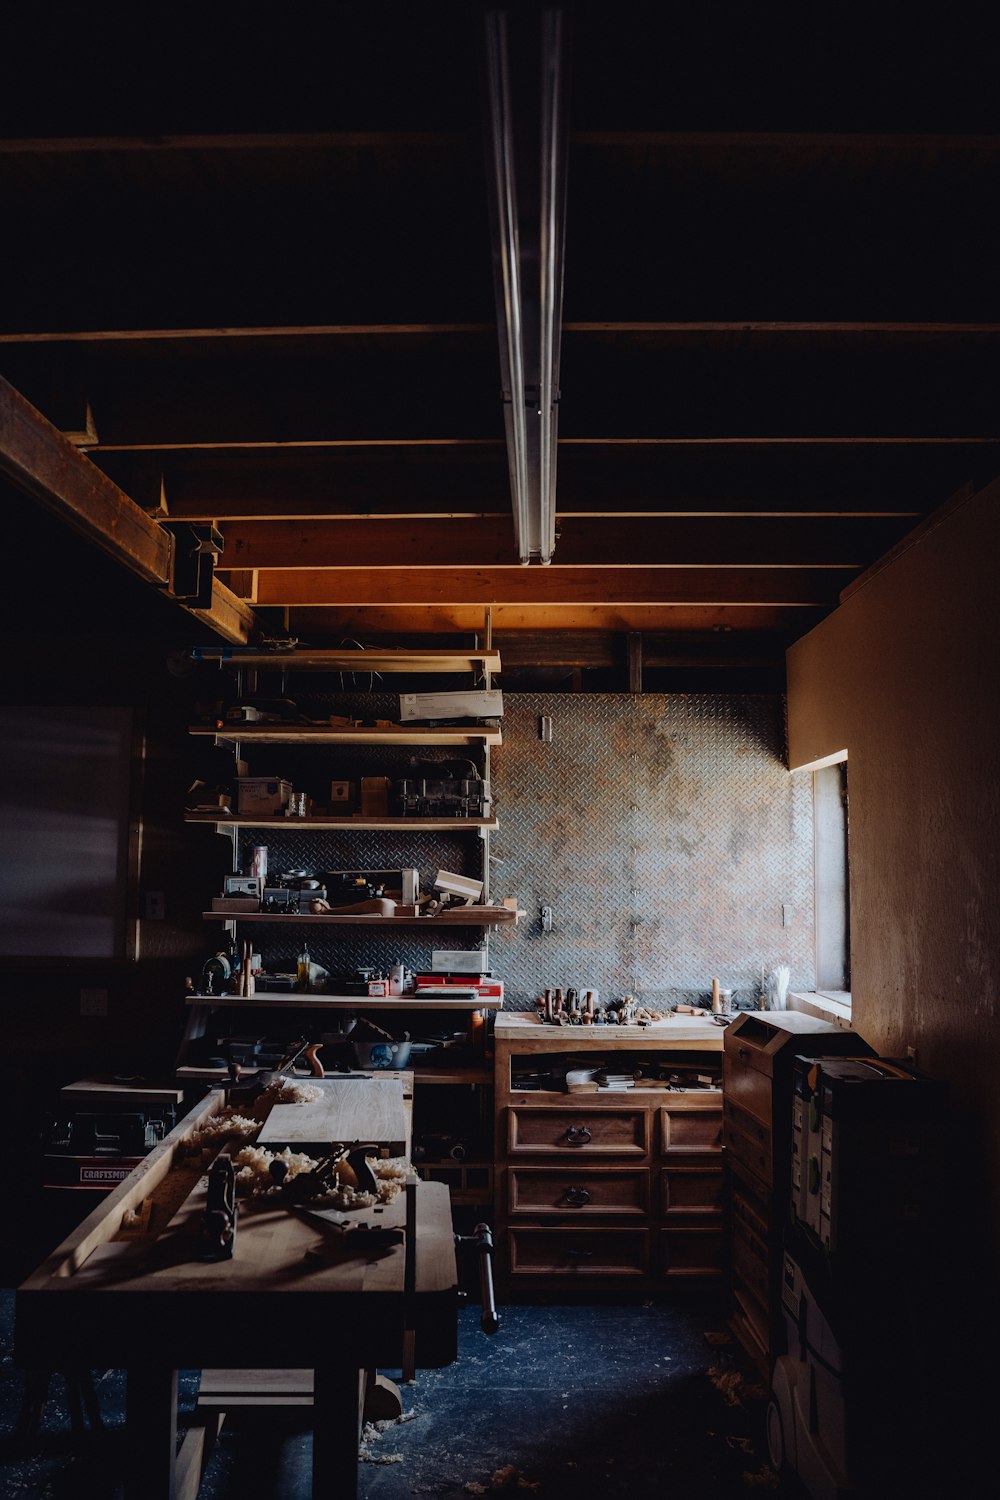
<box><xmin>0</xmin><ymin>377</ymin><xmax>253</xmax><ymax>643</ymax></box>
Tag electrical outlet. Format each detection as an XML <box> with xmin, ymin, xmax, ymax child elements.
<box><xmin>80</xmin><ymin>988</ymin><xmax>108</xmax><ymax>1017</ymax></box>
<box><xmin>145</xmin><ymin>890</ymin><xmax>165</xmax><ymax>920</ymax></box>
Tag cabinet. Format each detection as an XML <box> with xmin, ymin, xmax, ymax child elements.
<box><xmin>493</xmin><ymin>1013</ymin><xmax>725</xmax><ymax>1294</ymax></box>
<box><xmin>722</xmin><ymin>1012</ymin><xmax>872</xmax><ymax>1370</ymax></box>
<box><xmin>180</xmin><ymin>646</ymin><xmax>508</xmax><ymax>1208</ymax></box>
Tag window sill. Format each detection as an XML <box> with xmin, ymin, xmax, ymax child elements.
<box><xmin>787</xmin><ymin>990</ymin><xmax>854</xmax><ymax>1029</ymax></box>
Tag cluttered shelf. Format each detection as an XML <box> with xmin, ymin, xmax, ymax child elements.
<box><xmin>189</xmin><ymin>646</ymin><xmax>502</xmax><ymax>674</ymax></box>
<box><xmin>185</xmin><ymin>813</ymin><xmax>498</xmax><ymax>831</ymax></box>
<box><xmin>189</xmin><ymin>724</ymin><xmax>502</xmax><ymax>746</ymax></box>
<box><xmin>201</xmin><ymin>909</ymin><xmax>518</xmax><ymax>926</ymax></box>
<box><xmin>185</xmin><ymin>993</ymin><xmax>503</xmax><ymax>1011</ymax></box>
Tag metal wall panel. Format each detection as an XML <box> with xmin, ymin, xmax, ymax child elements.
<box><xmin>489</xmin><ymin>694</ymin><xmax>815</xmax><ymax>1010</ymax></box>
<box><xmin>200</xmin><ymin>689</ymin><xmax>815</xmax><ymax>1008</ymax></box>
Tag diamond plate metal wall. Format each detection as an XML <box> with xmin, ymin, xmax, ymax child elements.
<box><xmin>489</xmin><ymin>694</ymin><xmax>816</xmax><ymax>1010</ymax></box>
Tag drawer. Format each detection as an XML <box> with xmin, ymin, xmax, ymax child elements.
<box><xmin>507</xmin><ymin>1106</ymin><xmax>649</xmax><ymax>1157</ymax></box>
<box><xmin>723</xmin><ymin>1054</ymin><xmax>773</xmax><ymax>1125</ymax></box>
<box><xmin>508</xmin><ymin>1166</ymin><xmax>648</xmax><ymax>1217</ymax></box>
<box><xmin>731</xmin><ymin>1214</ymin><xmax>770</xmax><ymax>1309</ymax></box>
<box><xmin>507</xmin><ymin>1227</ymin><xmax>649</xmax><ymax>1278</ymax></box>
<box><xmin>659</xmin><ymin>1166</ymin><xmax>724</xmax><ymax>1219</ymax></box>
<box><xmin>658</xmin><ymin>1227</ymin><xmax>725</xmax><ymax>1277</ymax></box>
<box><xmin>724</xmin><ymin>1099</ymin><xmax>772</xmax><ymax>1182</ymax></box>
<box><xmin>658</xmin><ymin>1103</ymin><xmax>723</xmax><ymax>1156</ymax></box>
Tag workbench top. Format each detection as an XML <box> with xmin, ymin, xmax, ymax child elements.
<box><xmin>493</xmin><ymin>1011</ymin><xmax>725</xmax><ymax>1050</ymax></box>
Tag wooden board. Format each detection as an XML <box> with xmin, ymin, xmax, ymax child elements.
<box><xmin>256</xmin><ymin>1078</ymin><xmax>407</xmax><ymax>1154</ymax></box>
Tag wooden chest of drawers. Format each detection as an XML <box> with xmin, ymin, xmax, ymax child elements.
<box><xmin>493</xmin><ymin>1014</ymin><xmax>725</xmax><ymax>1294</ymax></box>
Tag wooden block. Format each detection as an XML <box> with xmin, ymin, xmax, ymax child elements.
<box><xmin>255</xmin><ymin>1078</ymin><xmax>407</xmax><ymax>1154</ymax></box>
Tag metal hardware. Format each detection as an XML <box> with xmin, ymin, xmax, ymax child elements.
<box><xmin>564</xmin><ymin>1124</ymin><xmax>592</xmax><ymax>1145</ymax></box>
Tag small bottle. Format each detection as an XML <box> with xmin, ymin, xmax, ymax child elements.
<box><xmin>296</xmin><ymin>944</ymin><xmax>311</xmax><ymax>992</ymax></box>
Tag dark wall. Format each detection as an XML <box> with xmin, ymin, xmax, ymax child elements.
<box><xmin>0</xmin><ymin>487</ymin><xmax>208</xmax><ymax>1279</ymax></box>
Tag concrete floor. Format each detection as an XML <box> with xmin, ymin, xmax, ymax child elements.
<box><xmin>0</xmin><ymin>1290</ymin><xmax>779</xmax><ymax>1499</ymax></box>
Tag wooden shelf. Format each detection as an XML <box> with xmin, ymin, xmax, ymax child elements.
<box><xmin>188</xmin><ymin>723</ymin><xmax>502</xmax><ymax>746</ymax></box>
<box><xmin>202</xmin><ymin>909</ymin><xmax>517</xmax><ymax>926</ymax></box>
<box><xmin>190</xmin><ymin>648</ymin><xmax>501</xmax><ymax>674</ymax></box>
<box><xmin>185</xmin><ymin>813</ymin><xmax>498</xmax><ymax>831</ymax></box>
<box><xmin>186</xmin><ymin>992</ymin><xmax>504</xmax><ymax>1011</ymax></box>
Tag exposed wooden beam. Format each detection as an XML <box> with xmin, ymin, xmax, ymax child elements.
<box><xmin>0</xmin><ymin>377</ymin><xmax>252</xmax><ymax>643</ymax></box>
<box><xmin>0</xmin><ymin>132</ymin><xmax>463</xmax><ymax>154</ymax></box>
<box><xmin>4</xmin><ymin>321</ymin><xmax>1000</xmax><ymax>344</ymax></box>
<box><xmin>0</xmin><ymin>324</ymin><xmax>494</xmax><ymax>344</ymax></box>
<box><xmin>89</xmin><ymin>434</ymin><xmax>1000</xmax><ymax>454</ymax></box>
<box><xmin>249</xmin><ymin>567</ymin><xmax>852</xmax><ymax>608</ymax></box>
<box><xmin>216</xmin><ymin>515</ymin><xmax>908</xmax><ymax>570</ymax></box>
<box><xmin>286</xmin><ymin>604</ymin><xmax>829</xmax><ymax>636</ymax></box>
<box><xmin>0</xmin><ymin>376</ymin><xmax>169</xmax><ymax>583</ymax></box>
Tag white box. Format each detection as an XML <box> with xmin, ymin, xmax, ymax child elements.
<box><xmin>236</xmin><ymin>776</ymin><xmax>291</xmax><ymax>814</ymax></box>
<box><xmin>399</xmin><ymin>690</ymin><xmax>503</xmax><ymax>721</ymax></box>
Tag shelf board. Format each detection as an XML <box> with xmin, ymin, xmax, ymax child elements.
<box><xmin>412</xmin><ymin>1068</ymin><xmax>492</xmax><ymax>1085</ymax></box>
<box><xmin>186</xmin><ymin>992</ymin><xmax>504</xmax><ymax>1010</ymax></box>
<box><xmin>202</xmin><ymin>909</ymin><xmax>517</xmax><ymax>926</ymax></box>
<box><xmin>190</xmin><ymin>648</ymin><xmax>502</xmax><ymax>674</ymax></box>
<box><xmin>185</xmin><ymin>813</ymin><xmax>498</xmax><ymax>831</ymax></box>
<box><xmin>188</xmin><ymin>723</ymin><xmax>502</xmax><ymax>746</ymax></box>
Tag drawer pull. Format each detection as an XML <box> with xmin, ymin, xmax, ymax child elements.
<box><xmin>560</xmin><ymin>1186</ymin><xmax>591</xmax><ymax>1207</ymax></box>
<box><xmin>565</xmin><ymin>1125</ymin><xmax>592</xmax><ymax>1145</ymax></box>
<box><xmin>565</xmin><ymin>1247</ymin><xmax>594</xmax><ymax>1259</ymax></box>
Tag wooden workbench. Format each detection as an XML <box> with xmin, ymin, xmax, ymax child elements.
<box><xmin>16</xmin><ymin>1084</ymin><xmax>458</xmax><ymax>1500</ymax></box>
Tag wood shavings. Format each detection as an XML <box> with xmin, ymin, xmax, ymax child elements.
<box><xmin>465</xmin><ymin>1468</ymin><xmax>540</xmax><ymax>1492</ymax></box>
<box><xmin>742</xmin><ymin>1464</ymin><xmax>780</xmax><ymax>1488</ymax></box>
<box><xmin>230</xmin><ymin>1144</ymin><xmax>407</xmax><ymax>1206</ymax></box>
<box><xmin>232</xmin><ymin>1145</ymin><xmax>317</xmax><ymax>1194</ymax></box>
<box><xmin>707</xmin><ymin>1367</ymin><xmax>746</xmax><ymax>1406</ymax></box>
<box><xmin>258</xmin><ymin>1077</ymin><xmax>324</xmax><ymax>1105</ymax></box>
<box><xmin>176</xmin><ymin>1109</ymin><xmax>263</xmax><ymax>1164</ymax></box>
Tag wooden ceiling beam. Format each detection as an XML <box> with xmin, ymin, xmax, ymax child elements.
<box><xmin>285</xmin><ymin>604</ymin><xmax>828</xmax><ymax>635</ymax></box>
<box><xmin>216</xmin><ymin>515</ymin><xmax>909</xmax><ymax>570</ymax></box>
<box><xmin>0</xmin><ymin>376</ymin><xmax>169</xmax><ymax>584</ymax></box>
<box><xmin>90</xmin><ymin>434</ymin><xmax>1000</xmax><ymax>455</ymax></box>
<box><xmin>0</xmin><ymin>376</ymin><xmax>253</xmax><ymax>643</ymax></box>
<box><xmin>5</xmin><ymin>320</ymin><xmax>1000</xmax><ymax>345</ymax></box>
<box><xmin>248</xmin><ymin>566</ymin><xmax>852</xmax><ymax>608</ymax></box>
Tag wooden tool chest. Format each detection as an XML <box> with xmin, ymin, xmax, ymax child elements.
<box><xmin>493</xmin><ymin>1013</ymin><xmax>725</xmax><ymax>1293</ymax></box>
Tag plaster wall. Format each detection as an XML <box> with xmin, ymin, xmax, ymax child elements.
<box><xmin>786</xmin><ymin>483</ymin><xmax>1000</xmax><ymax>1256</ymax></box>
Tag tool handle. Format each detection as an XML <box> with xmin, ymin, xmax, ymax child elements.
<box><xmin>456</xmin><ymin>1223</ymin><xmax>500</xmax><ymax>1335</ymax></box>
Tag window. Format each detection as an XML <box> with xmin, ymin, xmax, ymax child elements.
<box><xmin>813</xmin><ymin>760</ymin><xmax>851</xmax><ymax>1006</ymax></box>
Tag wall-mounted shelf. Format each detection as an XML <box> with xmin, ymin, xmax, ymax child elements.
<box><xmin>202</xmin><ymin>909</ymin><xmax>518</xmax><ymax>927</ymax></box>
<box><xmin>188</xmin><ymin>723</ymin><xmax>502</xmax><ymax>746</ymax></box>
<box><xmin>185</xmin><ymin>992</ymin><xmax>504</xmax><ymax>1011</ymax></box>
<box><xmin>191</xmin><ymin>647</ymin><xmax>502</xmax><ymax>675</ymax></box>
<box><xmin>185</xmin><ymin>813</ymin><xmax>498</xmax><ymax>832</ymax></box>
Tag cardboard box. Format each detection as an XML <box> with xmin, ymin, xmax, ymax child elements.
<box><xmin>360</xmin><ymin>776</ymin><xmax>391</xmax><ymax>817</ymax></box>
<box><xmin>237</xmin><ymin>776</ymin><xmax>291</xmax><ymax>814</ymax></box>
<box><xmin>399</xmin><ymin>689</ymin><xmax>503</xmax><ymax>721</ymax></box>
<box><xmin>329</xmin><ymin>779</ymin><xmax>353</xmax><ymax>810</ymax></box>
<box><xmin>211</xmin><ymin>896</ymin><xmax>261</xmax><ymax>913</ymax></box>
